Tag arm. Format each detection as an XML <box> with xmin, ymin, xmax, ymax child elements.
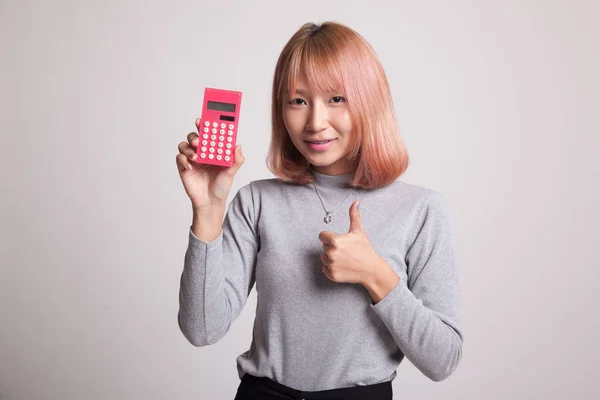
<box><xmin>178</xmin><ymin>183</ymin><xmax>259</xmax><ymax>346</ymax></box>
<box><xmin>367</xmin><ymin>192</ymin><xmax>463</xmax><ymax>381</ymax></box>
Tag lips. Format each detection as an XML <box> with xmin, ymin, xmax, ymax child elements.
<box><xmin>306</xmin><ymin>139</ymin><xmax>336</xmax><ymax>152</ymax></box>
<box><xmin>305</xmin><ymin>139</ymin><xmax>335</xmax><ymax>144</ymax></box>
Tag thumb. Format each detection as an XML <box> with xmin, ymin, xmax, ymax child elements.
<box><xmin>228</xmin><ymin>145</ymin><xmax>245</xmax><ymax>176</ymax></box>
<box><xmin>348</xmin><ymin>200</ymin><xmax>364</xmax><ymax>233</ymax></box>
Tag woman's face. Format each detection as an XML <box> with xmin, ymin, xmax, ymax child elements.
<box><xmin>282</xmin><ymin>72</ymin><xmax>355</xmax><ymax>176</ymax></box>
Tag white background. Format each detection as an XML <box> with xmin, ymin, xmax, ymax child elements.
<box><xmin>1</xmin><ymin>0</ymin><xmax>599</xmax><ymax>399</ymax></box>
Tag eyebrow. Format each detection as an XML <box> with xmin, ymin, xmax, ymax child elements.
<box><xmin>283</xmin><ymin>88</ymin><xmax>339</xmax><ymax>95</ymax></box>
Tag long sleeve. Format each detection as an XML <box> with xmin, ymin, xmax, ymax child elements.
<box><xmin>370</xmin><ymin>191</ymin><xmax>463</xmax><ymax>381</ymax></box>
<box><xmin>178</xmin><ymin>183</ymin><xmax>259</xmax><ymax>347</ymax></box>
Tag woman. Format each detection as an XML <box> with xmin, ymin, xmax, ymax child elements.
<box><xmin>175</xmin><ymin>21</ymin><xmax>463</xmax><ymax>400</ymax></box>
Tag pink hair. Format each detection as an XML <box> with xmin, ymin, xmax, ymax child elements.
<box><xmin>266</xmin><ymin>21</ymin><xmax>409</xmax><ymax>190</ymax></box>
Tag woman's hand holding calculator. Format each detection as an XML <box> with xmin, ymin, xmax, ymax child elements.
<box><xmin>176</xmin><ymin>118</ymin><xmax>245</xmax><ymax>210</ymax></box>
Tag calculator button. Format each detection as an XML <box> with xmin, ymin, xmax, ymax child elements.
<box><xmin>201</xmin><ymin>146</ymin><xmax>207</xmax><ymax>152</ymax></box>
<box><xmin>199</xmin><ymin>153</ymin><xmax>206</xmax><ymax>158</ymax></box>
<box><xmin>211</xmin><ymin>128</ymin><xmax>217</xmax><ymax>134</ymax></box>
<box><xmin>226</xmin><ymin>143</ymin><xmax>232</xmax><ymax>149</ymax></box>
<box><xmin>227</xmin><ymin>130</ymin><xmax>233</xmax><ymax>136</ymax></box>
<box><xmin>210</xmin><ymin>141</ymin><xmax>216</xmax><ymax>146</ymax></box>
<box><xmin>203</xmin><ymin>127</ymin><xmax>209</xmax><ymax>133</ymax></box>
<box><xmin>228</xmin><ymin>124</ymin><xmax>234</xmax><ymax>129</ymax></box>
<box><xmin>208</xmin><ymin>154</ymin><xmax>214</xmax><ymax>159</ymax></box>
<box><xmin>220</xmin><ymin>129</ymin><xmax>225</xmax><ymax>135</ymax></box>
<box><xmin>218</xmin><ymin>142</ymin><xmax>224</xmax><ymax>148</ymax></box>
<box><xmin>202</xmin><ymin>140</ymin><xmax>208</xmax><ymax>146</ymax></box>
<box><xmin>212</xmin><ymin>122</ymin><xmax>218</xmax><ymax>128</ymax></box>
<box><xmin>225</xmin><ymin>149</ymin><xmax>231</xmax><ymax>155</ymax></box>
<box><xmin>217</xmin><ymin>148</ymin><xmax>223</xmax><ymax>154</ymax></box>
<box><xmin>211</xmin><ymin>135</ymin><xmax>216</xmax><ymax>140</ymax></box>
<box><xmin>220</xmin><ymin>123</ymin><xmax>226</xmax><ymax>128</ymax></box>
<box><xmin>204</xmin><ymin>121</ymin><xmax>210</xmax><ymax>127</ymax></box>
<box><xmin>209</xmin><ymin>148</ymin><xmax>215</xmax><ymax>153</ymax></box>
<box><xmin>202</xmin><ymin>134</ymin><xmax>208</xmax><ymax>139</ymax></box>
<box><xmin>219</xmin><ymin>135</ymin><xmax>224</xmax><ymax>141</ymax></box>
<box><xmin>216</xmin><ymin>155</ymin><xmax>222</xmax><ymax>160</ymax></box>
<box><xmin>224</xmin><ymin>156</ymin><xmax>230</xmax><ymax>161</ymax></box>
<box><xmin>227</xmin><ymin>137</ymin><xmax>233</xmax><ymax>142</ymax></box>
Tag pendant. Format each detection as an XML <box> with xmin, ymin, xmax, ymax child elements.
<box><xmin>324</xmin><ymin>212</ymin><xmax>332</xmax><ymax>224</ymax></box>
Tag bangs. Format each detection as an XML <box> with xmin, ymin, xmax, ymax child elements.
<box><xmin>280</xmin><ymin>37</ymin><xmax>346</xmax><ymax>98</ymax></box>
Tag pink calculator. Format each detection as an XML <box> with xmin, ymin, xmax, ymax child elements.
<box><xmin>195</xmin><ymin>87</ymin><xmax>242</xmax><ymax>167</ymax></box>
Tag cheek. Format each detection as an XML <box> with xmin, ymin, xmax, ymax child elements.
<box><xmin>335</xmin><ymin>110</ymin><xmax>352</xmax><ymax>134</ymax></box>
<box><xmin>283</xmin><ymin>111</ymin><xmax>305</xmax><ymax>134</ymax></box>
<box><xmin>343</xmin><ymin>111</ymin><xmax>352</xmax><ymax>130</ymax></box>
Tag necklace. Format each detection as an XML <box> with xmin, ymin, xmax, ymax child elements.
<box><xmin>313</xmin><ymin>182</ymin><xmax>356</xmax><ymax>224</ymax></box>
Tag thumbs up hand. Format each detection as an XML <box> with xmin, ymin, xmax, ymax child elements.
<box><xmin>318</xmin><ymin>201</ymin><xmax>385</xmax><ymax>286</ymax></box>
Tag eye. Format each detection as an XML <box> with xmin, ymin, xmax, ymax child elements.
<box><xmin>331</xmin><ymin>96</ymin><xmax>346</xmax><ymax>103</ymax></box>
<box><xmin>288</xmin><ymin>98</ymin><xmax>306</xmax><ymax>105</ymax></box>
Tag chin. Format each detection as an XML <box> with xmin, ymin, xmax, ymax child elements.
<box><xmin>307</xmin><ymin>155</ymin><xmax>337</xmax><ymax>165</ymax></box>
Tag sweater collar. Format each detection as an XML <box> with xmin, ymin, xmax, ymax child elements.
<box><xmin>310</xmin><ymin>168</ymin><xmax>355</xmax><ymax>189</ymax></box>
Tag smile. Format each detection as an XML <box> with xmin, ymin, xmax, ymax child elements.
<box><xmin>305</xmin><ymin>139</ymin><xmax>336</xmax><ymax>151</ymax></box>
<box><xmin>305</xmin><ymin>139</ymin><xmax>335</xmax><ymax>144</ymax></box>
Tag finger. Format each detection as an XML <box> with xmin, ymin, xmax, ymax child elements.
<box><xmin>178</xmin><ymin>141</ymin><xmax>198</xmax><ymax>161</ymax></box>
<box><xmin>175</xmin><ymin>153</ymin><xmax>193</xmax><ymax>172</ymax></box>
<box><xmin>195</xmin><ymin>118</ymin><xmax>201</xmax><ymax>130</ymax></box>
<box><xmin>225</xmin><ymin>145</ymin><xmax>245</xmax><ymax>177</ymax></box>
<box><xmin>187</xmin><ymin>131</ymin><xmax>199</xmax><ymax>149</ymax></box>
<box><xmin>322</xmin><ymin>264</ymin><xmax>332</xmax><ymax>280</ymax></box>
<box><xmin>348</xmin><ymin>200</ymin><xmax>364</xmax><ymax>233</ymax></box>
<box><xmin>318</xmin><ymin>231</ymin><xmax>335</xmax><ymax>245</ymax></box>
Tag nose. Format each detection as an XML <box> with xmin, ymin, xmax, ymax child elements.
<box><xmin>306</xmin><ymin>101</ymin><xmax>327</xmax><ymax>132</ymax></box>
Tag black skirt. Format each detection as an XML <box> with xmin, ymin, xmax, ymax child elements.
<box><xmin>234</xmin><ymin>373</ymin><xmax>393</xmax><ymax>400</ymax></box>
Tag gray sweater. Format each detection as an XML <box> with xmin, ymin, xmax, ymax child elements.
<box><xmin>178</xmin><ymin>170</ymin><xmax>463</xmax><ymax>391</ymax></box>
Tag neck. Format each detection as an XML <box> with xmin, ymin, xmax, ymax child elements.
<box><xmin>310</xmin><ymin>160</ymin><xmax>356</xmax><ymax>177</ymax></box>
<box><xmin>311</xmin><ymin>168</ymin><xmax>355</xmax><ymax>190</ymax></box>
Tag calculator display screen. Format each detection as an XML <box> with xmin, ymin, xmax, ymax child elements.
<box><xmin>207</xmin><ymin>101</ymin><xmax>236</xmax><ymax>113</ymax></box>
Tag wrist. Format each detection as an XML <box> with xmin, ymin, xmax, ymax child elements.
<box><xmin>191</xmin><ymin>205</ymin><xmax>225</xmax><ymax>242</ymax></box>
<box><xmin>363</xmin><ymin>256</ymin><xmax>401</xmax><ymax>304</ymax></box>
<box><xmin>192</xmin><ymin>201</ymin><xmax>226</xmax><ymax>213</ymax></box>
